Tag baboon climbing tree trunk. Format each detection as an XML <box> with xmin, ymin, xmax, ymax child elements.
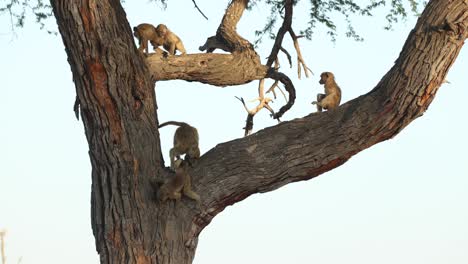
<box><xmin>50</xmin><ymin>0</ymin><xmax>466</xmax><ymax>263</ymax></box>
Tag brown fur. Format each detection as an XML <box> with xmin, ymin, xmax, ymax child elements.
<box><xmin>154</xmin><ymin>24</ymin><xmax>186</xmax><ymax>55</ymax></box>
<box><xmin>312</xmin><ymin>72</ymin><xmax>342</xmax><ymax>112</ymax></box>
<box><xmin>159</xmin><ymin>159</ymin><xmax>200</xmax><ymax>202</ymax></box>
<box><xmin>133</xmin><ymin>23</ymin><xmax>164</xmax><ymax>55</ymax></box>
<box><xmin>159</xmin><ymin>121</ymin><xmax>200</xmax><ymax>169</ymax></box>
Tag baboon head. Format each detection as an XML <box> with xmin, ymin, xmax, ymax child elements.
<box><xmin>319</xmin><ymin>72</ymin><xmax>334</xmax><ymax>84</ymax></box>
<box><xmin>174</xmin><ymin>159</ymin><xmax>188</xmax><ymax>170</ymax></box>
<box><xmin>156</xmin><ymin>24</ymin><xmax>169</xmax><ymax>38</ymax></box>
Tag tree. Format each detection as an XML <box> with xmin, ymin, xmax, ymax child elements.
<box><xmin>2</xmin><ymin>0</ymin><xmax>466</xmax><ymax>263</ymax></box>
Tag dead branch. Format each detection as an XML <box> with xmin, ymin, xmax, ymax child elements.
<box><xmin>266</xmin><ymin>0</ymin><xmax>293</xmax><ymax>68</ymax></box>
<box><xmin>266</xmin><ymin>59</ymin><xmax>288</xmax><ymax>102</ymax></box>
<box><xmin>289</xmin><ymin>28</ymin><xmax>313</xmax><ymax>79</ymax></box>
<box><xmin>235</xmin><ymin>95</ymin><xmax>274</xmax><ymax>136</ymax></box>
<box><xmin>239</xmin><ymin>79</ymin><xmax>275</xmax><ymax>135</ymax></box>
<box><xmin>235</xmin><ymin>96</ymin><xmax>254</xmax><ymax>136</ymax></box>
<box><xmin>266</xmin><ymin>80</ymin><xmax>288</xmax><ymax>102</ymax></box>
<box><xmin>264</xmin><ymin>0</ymin><xmax>311</xmax><ymax>80</ymax></box>
<box><xmin>266</xmin><ymin>69</ymin><xmax>295</xmax><ymax>120</ymax></box>
<box><xmin>191</xmin><ymin>0</ymin><xmax>208</xmax><ymax>20</ymax></box>
<box><xmin>280</xmin><ymin>46</ymin><xmax>292</xmax><ymax>68</ymax></box>
<box><xmin>235</xmin><ymin>79</ymin><xmax>276</xmax><ymax>136</ymax></box>
<box><xmin>149</xmin><ymin>0</ymin><xmax>296</xmax><ymax>133</ymax></box>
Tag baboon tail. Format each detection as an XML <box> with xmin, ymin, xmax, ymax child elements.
<box><xmin>158</xmin><ymin>121</ymin><xmax>188</xmax><ymax>128</ymax></box>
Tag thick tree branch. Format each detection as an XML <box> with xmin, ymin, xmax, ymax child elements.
<box><xmin>148</xmin><ymin>0</ymin><xmax>297</xmax><ymax>122</ymax></box>
<box><xmin>146</xmin><ymin>53</ymin><xmax>268</xmax><ymax>86</ymax></box>
<box><xmin>216</xmin><ymin>0</ymin><xmax>254</xmax><ymax>55</ymax></box>
<box><xmin>184</xmin><ymin>0</ymin><xmax>467</xmax><ymax>247</ymax></box>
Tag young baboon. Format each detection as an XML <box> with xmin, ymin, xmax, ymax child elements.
<box><xmin>159</xmin><ymin>159</ymin><xmax>201</xmax><ymax>202</ymax></box>
<box><xmin>158</xmin><ymin>121</ymin><xmax>200</xmax><ymax>169</ymax></box>
<box><xmin>154</xmin><ymin>23</ymin><xmax>187</xmax><ymax>55</ymax></box>
<box><xmin>133</xmin><ymin>23</ymin><xmax>164</xmax><ymax>55</ymax></box>
<box><xmin>312</xmin><ymin>72</ymin><xmax>342</xmax><ymax>112</ymax></box>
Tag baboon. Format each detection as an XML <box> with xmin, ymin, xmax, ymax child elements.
<box><xmin>312</xmin><ymin>72</ymin><xmax>342</xmax><ymax>112</ymax></box>
<box><xmin>199</xmin><ymin>36</ymin><xmax>230</xmax><ymax>53</ymax></box>
<box><xmin>154</xmin><ymin>23</ymin><xmax>187</xmax><ymax>55</ymax></box>
<box><xmin>133</xmin><ymin>23</ymin><xmax>164</xmax><ymax>55</ymax></box>
<box><xmin>158</xmin><ymin>121</ymin><xmax>200</xmax><ymax>169</ymax></box>
<box><xmin>159</xmin><ymin>159</ymin><xmax>201</xmax><ymax>202</ymax></box>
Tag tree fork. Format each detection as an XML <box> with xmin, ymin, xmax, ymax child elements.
<box><xmin>185</xmin><ymin>0</ymin><xmax>467</xmax><ymax>238</ymax></box>
<box><xmin>51</xmin><ymin>0</ymin><xmax>466</xmax><ymax>263</ymax></box>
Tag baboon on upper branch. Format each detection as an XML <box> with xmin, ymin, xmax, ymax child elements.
<box><xmin>154</xmin><ymin>24</ymin><xmax>186</xmax><ymax>55</ymax></box>
<box><xmin>133</xmin><ymin>23</ymin><xmax>164</xmax><ymax>55</ymax></box>
<box><xmin>133</xmin><ymin>23</ymin><xmax>186</xmax><ymax>55</ymax></box>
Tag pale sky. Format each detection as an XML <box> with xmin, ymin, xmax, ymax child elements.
<box><xmin>1</xmin><ymin>1</ymin><xmax>467</xmax><ymax>264</ymax></box>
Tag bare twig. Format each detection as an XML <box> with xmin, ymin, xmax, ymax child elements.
<box><xmin>266</xmin><ymin>69</ymin><xmax>296</xmax><ymax>120</ymax></box>
<box><xmin>191</xmin><ymin>0</ymin><xmax>208</xmax><ymax>20</ymax></box>
<box><xmin>266</xmin><ymin>80</ymin><xmax>288</xmax><ymax>102</ymax></box>
<box><xmin>239</xmin><ymin>79</ymin><xmax>274</xmax><ymax>116</ymax></box>
<box><xmin>235</xmin><ymin>96</ymin><xmax>272</xmax><ymax>116</ymax></box>
<box><xmin>235</xmin><ymin>97</ymin><xmax>254</xmax><ymax>136</ymax></box>
<box><xmin>266</xmin><ymin>59</ymin><xmax>288</xmax><ymax>102</ymax></box>
<box><xmin>289</xmin><ymin>29</ymin><xmax>313</xmax><ymax>79</ymax></box>
<box><xmin>279</xmin><ymin>46</ymin><xmax>292</xmax><ymax>68</ymax></box>
<box><xmin>235</xmin><ymin>91</ymin><xmax>275</xmax><ymax>137</ymax></box>
<box><xmin>266</xmin><ymin>80</ymin><xmax>279</xmax><ymax>99</ymax></box>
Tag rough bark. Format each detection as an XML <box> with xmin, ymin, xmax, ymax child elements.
<box><xmin>51</xmin><ymin>0</ymin><xmax>466</xmax><ymax>263</ymax></box>
<box><xmin>147</xmin><ymin>53</ymin><xmax>268</xmax><ymax>86</ymax></box>
<box><xmin>186</xmin><ymin>0</ymin><xmax>467</xmax><ymax>242</ymax></box>
<box><xmin>51</xmin><ymin>1</ymin><xmax>195</xmax><ymax>263</ymax></box>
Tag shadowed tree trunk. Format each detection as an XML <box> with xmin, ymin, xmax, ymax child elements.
<box><xmin>50</xmin><ymin>0</ymin><xmax>467</xmax><ymax>263</ymax></box>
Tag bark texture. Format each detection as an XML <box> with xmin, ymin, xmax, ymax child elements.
<box><xmin>51</xmin><ymin>1</ymin><xmax>195</xmax><ymax>263</ymax></box>
<box><xmin>51</xmin><ymin>0</ymin><xmax>467</xmax><ymax>263</ymax></box>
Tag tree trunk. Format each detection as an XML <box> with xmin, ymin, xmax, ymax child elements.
<box><xmin>51</xmin><ymin>1</ymin><xmax>197</xmax><ymax>263</ymax></box>
<box><xmin>50</xmin><ymin>0</ymin><xmax>467</xmax><ymax>263</ymax></box>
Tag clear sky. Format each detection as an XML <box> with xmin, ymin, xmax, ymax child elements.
<box><xmin>1</xmin><ymin>1</ymin><xmax>467</xmax><ymax>264</ymax></box>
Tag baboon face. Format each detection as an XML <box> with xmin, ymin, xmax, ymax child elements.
<box><xmin>319</xmin><ymin>72</ymin><xmax>328</xmax><ymax>84</ymax></box>
<box><xmin>156</xmin><ymin>24</ymin><xmax>168</xmax><ymax>37</ymax></box>
<box><xmin>319</xmin><ymin>72</ymin><xmax>334</xmax><ymax>84</ymax></box>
